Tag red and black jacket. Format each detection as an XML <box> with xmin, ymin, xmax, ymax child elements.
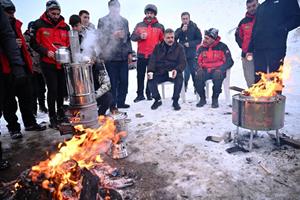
<box><xmin>31</xmin><ymin>12</ymin><xmax>70</xmax><ymax>69</ymax></box>
<box><xmin>0</xmin><ymin>18</ymin><xmax>32</xmax><ymax>74</ymax></box>
<box><xmin>235</xmin><ymin>12</ymin><xmax>255</xmax><ymax>57</ymax></box>
<box><xmin>131</xmin><ymin>17</ymin><xmax>164</xmax><ymax>59</ymax></box>
<box><xmin>196</xmin><ymin>37</ymin><xmax>234</xmax><ymax>73</ymax></box>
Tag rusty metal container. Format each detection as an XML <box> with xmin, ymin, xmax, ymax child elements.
<box><xmin>232</xmin><ymin>94</ymin><xmax>286</xmax><ymax>131</ymax></box>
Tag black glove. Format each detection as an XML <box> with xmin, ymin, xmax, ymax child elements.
<box><xmin>212</xmin><ymin>69</ymin><xmax>224</xmax><ymax>80</ymax></box>
<box><xmin>195</xmin><ymin>68</ymin><xmax>206</xmax><ymax>80</ymax></box>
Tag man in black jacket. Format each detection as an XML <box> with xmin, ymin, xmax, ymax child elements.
<box><xmin>97</xmin><ymin>0</ymin><xmax>132</xmax><ymax>109</ymax></box>
<box><xmin>248</xmin><ymin>0</ymin><xmax>300</xmax><ymax>83</ymax></box>
<box><xmin>147</xmin><ymin>28</ymin><xmax>187</xmax><ymax>111</ymax></box>
<box><xmin>175</xmin><ymin>12</ymin><xmax>202</xmax><ymax>91</ymax></box>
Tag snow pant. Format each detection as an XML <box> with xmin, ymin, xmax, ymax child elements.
<box><xmin>194</xmin><ymin>70</ymin><xmax>225</xmax><ymax>99</ymax></box>
<box><xmin>2</xmin><ymin>74</ymin><xmax>37</xmax><ymax>132</ymax></box>
<box><xmin>184</xmin><ymin>58</ymin><xmax>196</xmax><ymax>89</ymax></box>
<box><xmin>148</xmin><ymin>72</ymin><xmax>183</xmax><ymax>101</ymax></box>
<box><xmin>96</xmin><ymin>92</ymin><xmax>113</xmax><ymax>115</ymax></box>
<box><xmin>31</xmin><ymin>72</ymin><xmax>47</xmax><ymax>115</ymax></box>
<box><xmin>136</xmin><ymin>57</ymin><xmax>151</xmax><ymax>97</ymax></box>
<box><xmin>242</xmin><ymin>57</ymin><xmax>255</xmax><ymax>87</ymax></box>
<box><xmin>253</xmin><ymin>48</ymin><xmax>286</xmax><ymax>83</ymax></box>
<box><xmin>105</xmin><ymin>60</ymin><xmax>129</xmax><ymax>107</ymax></box>
<box><xmin>41</xmin><ymin>62</ymin><xmax>66</xmax><ymax>119</ymax></box>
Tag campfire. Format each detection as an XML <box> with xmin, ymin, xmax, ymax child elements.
<box><xmin>232</xmin><ymin>63</ymin><xmax>291</xmax><ymax>150</ymax></box>
<box><xmin>9</xmin><ymin>116</ymin><xmax>130</xmax><ymax>200</ymax></box>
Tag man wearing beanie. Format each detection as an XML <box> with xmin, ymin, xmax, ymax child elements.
<box><xmin>195</xmin><ymin>28</ymin><xmax>234</xmax><ymax>108</ymax></box>
<box><xmin>97</xmin><ymin>0</ymin><xmax>132</xmax><ymax>110</ymax></box>
<box><xmin>131</xmin><ymin>4</ymin><xmax>164</xmax><ymax>103</ymax></box>
<box><xmin>0</xmin><ymin>0</ymin><xmax>46</xmax><ymax>140</ymax></box>
<box><xmin>30</xmin><ymin>0</ymin><xmax>70</xmax><ymax>129</ymax></box>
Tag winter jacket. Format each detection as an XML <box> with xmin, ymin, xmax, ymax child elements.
<box><xmin>235</xmin><ymin>12</ymin><xmax>255</xmax><ymax>57</ymax></box>
<box><xmin>93</xmin><ymin>62</ymin><xmax>111</xmax><ymax>99</ymax></box>
<box><xmin>24</xmin><ymin>30</ymin><xmax>42</xmax><ymax>73</ymax></box>
<box><xmin>31</xmin><ymin>12</ymin><xmax>70</xmax><ymax>69</ymax></box>
<box><xmin>248</xmin><ymin>0</ymin><xmax>300</xmax><ymax>52</ymax></box>
<box><xmin>0</xmin><ymin>7</ymin><xmax>24</xmax><ymax>74</ymax></box>
<box><xmin>196</xmin><ymin>37</ymin><xmax>234</xmax><ymax>73</ymax></box>
<box><xmin>148</xmin><ymin>41</ymin><xmax>187</xmax><ymax>75</ymax></box>
<box><xmin>97</xmin><ymin>14</ymin><xmax>132</xmax><ymax>61</ymax></box>
<box><xmin>0</xmin><ymin>17</ymin><xmax>32</xmax><ymax>74</ymax></box>
<box><xmin>175</xmin><ymin>21</ymin><xmax>202</xmax><ymax>60</ymax></box>
<box><xmin>131</xmin><ymin>17</ymin><xmax>164</xmax><ymax>59</ymax></box>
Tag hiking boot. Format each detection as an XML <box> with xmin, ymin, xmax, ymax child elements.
<box><xmin>211</xmin><ymin>98</ymin><xmax>219</xmax><ymax>108</ymax></box>
<box><xmin>196</xmin><ymin>98</ymin><xmax>207</xmax><ymax>107</ymax></box>
<box><xmin>133</xmin><ymin>96</ymin><xmax>145</xmax><ymax>103</ymax></box>
<box><xmin>9</xmin><ymin>130</ymin><xmax>23</xmax><ymax>140</ymax></box>
<box><xmin>25</xmin><ymin>123</ymin><xmax>47</xmax><ymax>131</ymax></box>
<box><xmin>151</xmin><ymin>99</ymin><xmax>162</xmax><ymax>110</ymax></box>
<box><xmin>39</xmin><ymin>105</ymin><xmax>48</xmax><ymax>113</ymax></box>
<box><xmin>172</xmin><ymin>101</ymin><xmax>181</xmax><ymax>111</ymax></box>
<box><xmin>117</xmin><ymin>104</ymin><xmax>130</xmax><ymax>109</ymax></box>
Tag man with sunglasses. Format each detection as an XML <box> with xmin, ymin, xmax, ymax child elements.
<box><xmin>131</xmin><ymin>4</ymin><xmax>164</xmax><ymax>103</ymax></box>
<box><xmin>31</xmin><ymin>0</ymin><xmax>70</xmax><ymax>129</ymax></box>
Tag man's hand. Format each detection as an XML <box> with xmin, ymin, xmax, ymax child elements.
<box><xmin>184</xmin><ymin>42</ymin><xmax>189</xmax><ymax>48</ymax></box>
<box><xmin>16</xmin><ymin>38</ymin><xmax>22</xmax><ymax>48</ymax></box>
<box><xmin>246</xmin><ymin>52</ymin><xmax>253</xmax><ymax>61</ymax></box>
<box><xmin>114</xmin><ymin>30</ymin><xmax>125</xmax><ymax>39</ymax></box>
<box><xmin>140</xmin><ymin>32</ymin><xmax>148</xmax><ymax>40</ymax></box>
<box><xmin>170</xmin><ymin>69</ymin><xmax>177</xmax><ymax>79</ymax></box>
<box><xmin>47</xmin><ymin>51</ymin><xmax>55</xmax><ymax>59</ymax></box>
<box><xmin>147</xmin><ymin>72</ymin><xmax>154</xmax><ymax>80</ymax></box>
<box><xmin>182</xmin><ymin>24</ymin><xmax>188</xmax><ymax>32</ymax></box>
<box><xmin>128</xmin><ymin>54</ymin><xmax>133</xmax><ymax>64</ymax></box>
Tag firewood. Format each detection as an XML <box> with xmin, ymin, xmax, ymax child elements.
<box><xmin>79</xmin><ymin>168</ymin><xmax>99</xmax><ymax>200</ymax></box>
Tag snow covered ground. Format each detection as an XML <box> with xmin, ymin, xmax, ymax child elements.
<box><xmin>1</xmin><ymin>1</ymin><xmax>300</xmax><ymax>199</ymax></box>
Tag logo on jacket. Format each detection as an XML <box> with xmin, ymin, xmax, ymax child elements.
<box><xmin>43</xmin><ymin>31</ymin><xmax>50</xmax><ymax>37</ymax></box>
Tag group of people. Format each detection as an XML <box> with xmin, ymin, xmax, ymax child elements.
<box><xmin>0</xmin><ymin>0</ymin><xmax>300</xmax><ymax>168</ymax></box>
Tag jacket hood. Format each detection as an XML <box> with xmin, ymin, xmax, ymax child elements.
<box><xmin>143</xmin><ymin>16</ymin><xmax>158</xmax><ymax>25</ymax></box>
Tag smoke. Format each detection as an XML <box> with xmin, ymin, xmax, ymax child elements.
<box><xmin>81</xmin><ymin>29</ymin><xmax>101</xmax><ymax>61</ymax></box>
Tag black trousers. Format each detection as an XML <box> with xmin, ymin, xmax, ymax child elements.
<box><xmin>253</xmin><ymin>49</ymin><xmax>286</xmax><ymax>83</ymax></box>
<box><xmin>2</xmin><ymin>74</ymin><xmax>36</xmax><ymax>132</ymax></box>
<box><xmin>148</xmin><ymin>72</ymin><xmax>183</xmax><ymax>101</ymax></box>
<box><xmin>195</xmin><ymin>70</ymin><xmax>225</xmax><ymax>98</ymax></box>
<box><xmin>105</xmin><ymin>60</ymin><xmax>129</xmax><ymax>107</ymax></box>
<box><xmin>96</xmin><ymin>92</ymin><xmax>113</xmax><ymax>115</ymax></box>
<box><xmin>41</xmin><ymin>62</ymin><xmax>66</xmax><ymax>119</ymax></box>
<box><xmin>136</xmin><ymin>57</ymin><xmax>151</xmax><ymax>97</ymax></box>
<box><xmin>184</xmin><ymin>58</ymin><xmax>196</xmax><ymax>88</ymax></box>
<box><xmin>31</xmin><ymin>72</ymin><xmax>47</xmax><ymax>114</ymax></box>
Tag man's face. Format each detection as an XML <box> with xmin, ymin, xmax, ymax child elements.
<box><xmin>80</xmin><ymin>13</ymin><xmax>90</xmax><ymax>26</ymax></box>
<box><xmin>73</xmin><ymin>23</ymin><xmax>82</xmax><ymax>32</ymax></box>
<box><xmin>203</xmin><ymin>35</ymin><xmax>215</xmax><ymax>46</ymax></box>
<box><xmin>246</xmin><ymin>0</ymin><xmax>258</xmax><ymax>15</ymax></box>
<box><xmin>109</xmin><ymin>5</ymin><xmax>120</xmax><ymax>16</ymax></box>
<box><xmin>164</xmin><ymin>32</ymin><xmax>175</xmax><ymax>46</ymax></box>
<box><xmin>47</xmin><ymin>9</ymin><xmax>61</xmax><ymax>22</ymax></box>
<box><xmin>181</xmin><ymin>14</ymin><xmax>190</xmax><ymax>25</ymax></box>
<box><xmin>145</xmin><ymin>11</ymin><xmax>155</xmax><ymax>19</ymax></box>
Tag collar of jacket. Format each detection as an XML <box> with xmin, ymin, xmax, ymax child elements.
<box><xmin>162</xmin><ymin>41</ymin><xmax>178</xmax><ymax>52</ymax></box>
<box><xmin>180</xmin><ymin>20</ymin><xmax>195</xmax><ymax>29</ymax></box>
<box><xmin>245</xmin><ymin>12</ymin><xmax>255</xmax><ymax>19</ymax></box>
<box><xmin>143</xmin><ymin>17</ymin><xmax>158</xmax><ymax>25</ymax></box>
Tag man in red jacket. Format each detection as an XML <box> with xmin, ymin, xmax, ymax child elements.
<box><xmin>31</xmin><ymin>0</ymin><xmax>70</xmax><ymax>129</ymax></box>
<box><xmin>0</xmin><ymin>0</ymin><xmax>46</xmax><ymax>139</ymax></box>
<box><xmin>131</xmin><ymin>4</ymin><xmax>164</xmax><ymax>103</ymax></box>
<box><xmin>195</xmin><ymin>28</ymin><xmax>234</xmax><ymax>108</ymax></box>
<box><xmin>235</xmin><ymin>0</ymin><xmax>258</xmax><ymax>87</ymax></box>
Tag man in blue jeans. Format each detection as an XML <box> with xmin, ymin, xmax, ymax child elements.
<box><xmin>147</xmin><ymin>28</ymin><xmax>187</xmax><ymax>111</ymax></box>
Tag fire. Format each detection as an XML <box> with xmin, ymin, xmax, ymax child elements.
<box><xmin>244</xmin><ymin>62</ymin><xmax>291</xmax><ymax>98</ymax></box>
<box><xmin>29</xmin><ymin>116</ymin><xmax>126</xmax><ymax>200</ymax></box>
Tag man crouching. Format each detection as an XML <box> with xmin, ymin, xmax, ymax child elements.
<box><xmin>195</xmin><ymin>28</ymin><xmax>234</xmax><ymax>108</ymax></box>
<box><xmin>147</xmin><ymin>28</ymin><xmax>187</xmax><ymax>111</ymax></box>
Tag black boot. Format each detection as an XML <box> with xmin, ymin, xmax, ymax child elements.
<box><xmin>172</xmin><ymin>100</ymin><xmax>181</xmax><ymax>111</ymax></box>
<box><xmin>196</xmin><ymin>97</ymin><xmax>207</xmax><ymax>107</ymax></box>
<box><xmin>211</xmin><ymin>98</ymin><xmax>219</xmax><ymax>108</ymax></box>
<box><xmin>151</xmin><ymin>99</ymin><xmax>162</xmax><ymax>110</ymax></box>
<box><xmin>133</xmin><ymin>95</ymin><xmax>145</xmax><ymax>103</ymax></box>
<box><xmin>49</xmin><ymin>117</ymin><xmax>59</xmax><ymax>130</ymax></box>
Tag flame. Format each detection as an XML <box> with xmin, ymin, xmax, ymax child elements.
<box><xmin>29</xmin><ymin>116</ymin><xmax>126</xmax><ymax>200</ymax></box>
<box><xmin>244</xmin><ymin>62</ymin><xmax>291</xmax><ymax>98</ymax></box>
